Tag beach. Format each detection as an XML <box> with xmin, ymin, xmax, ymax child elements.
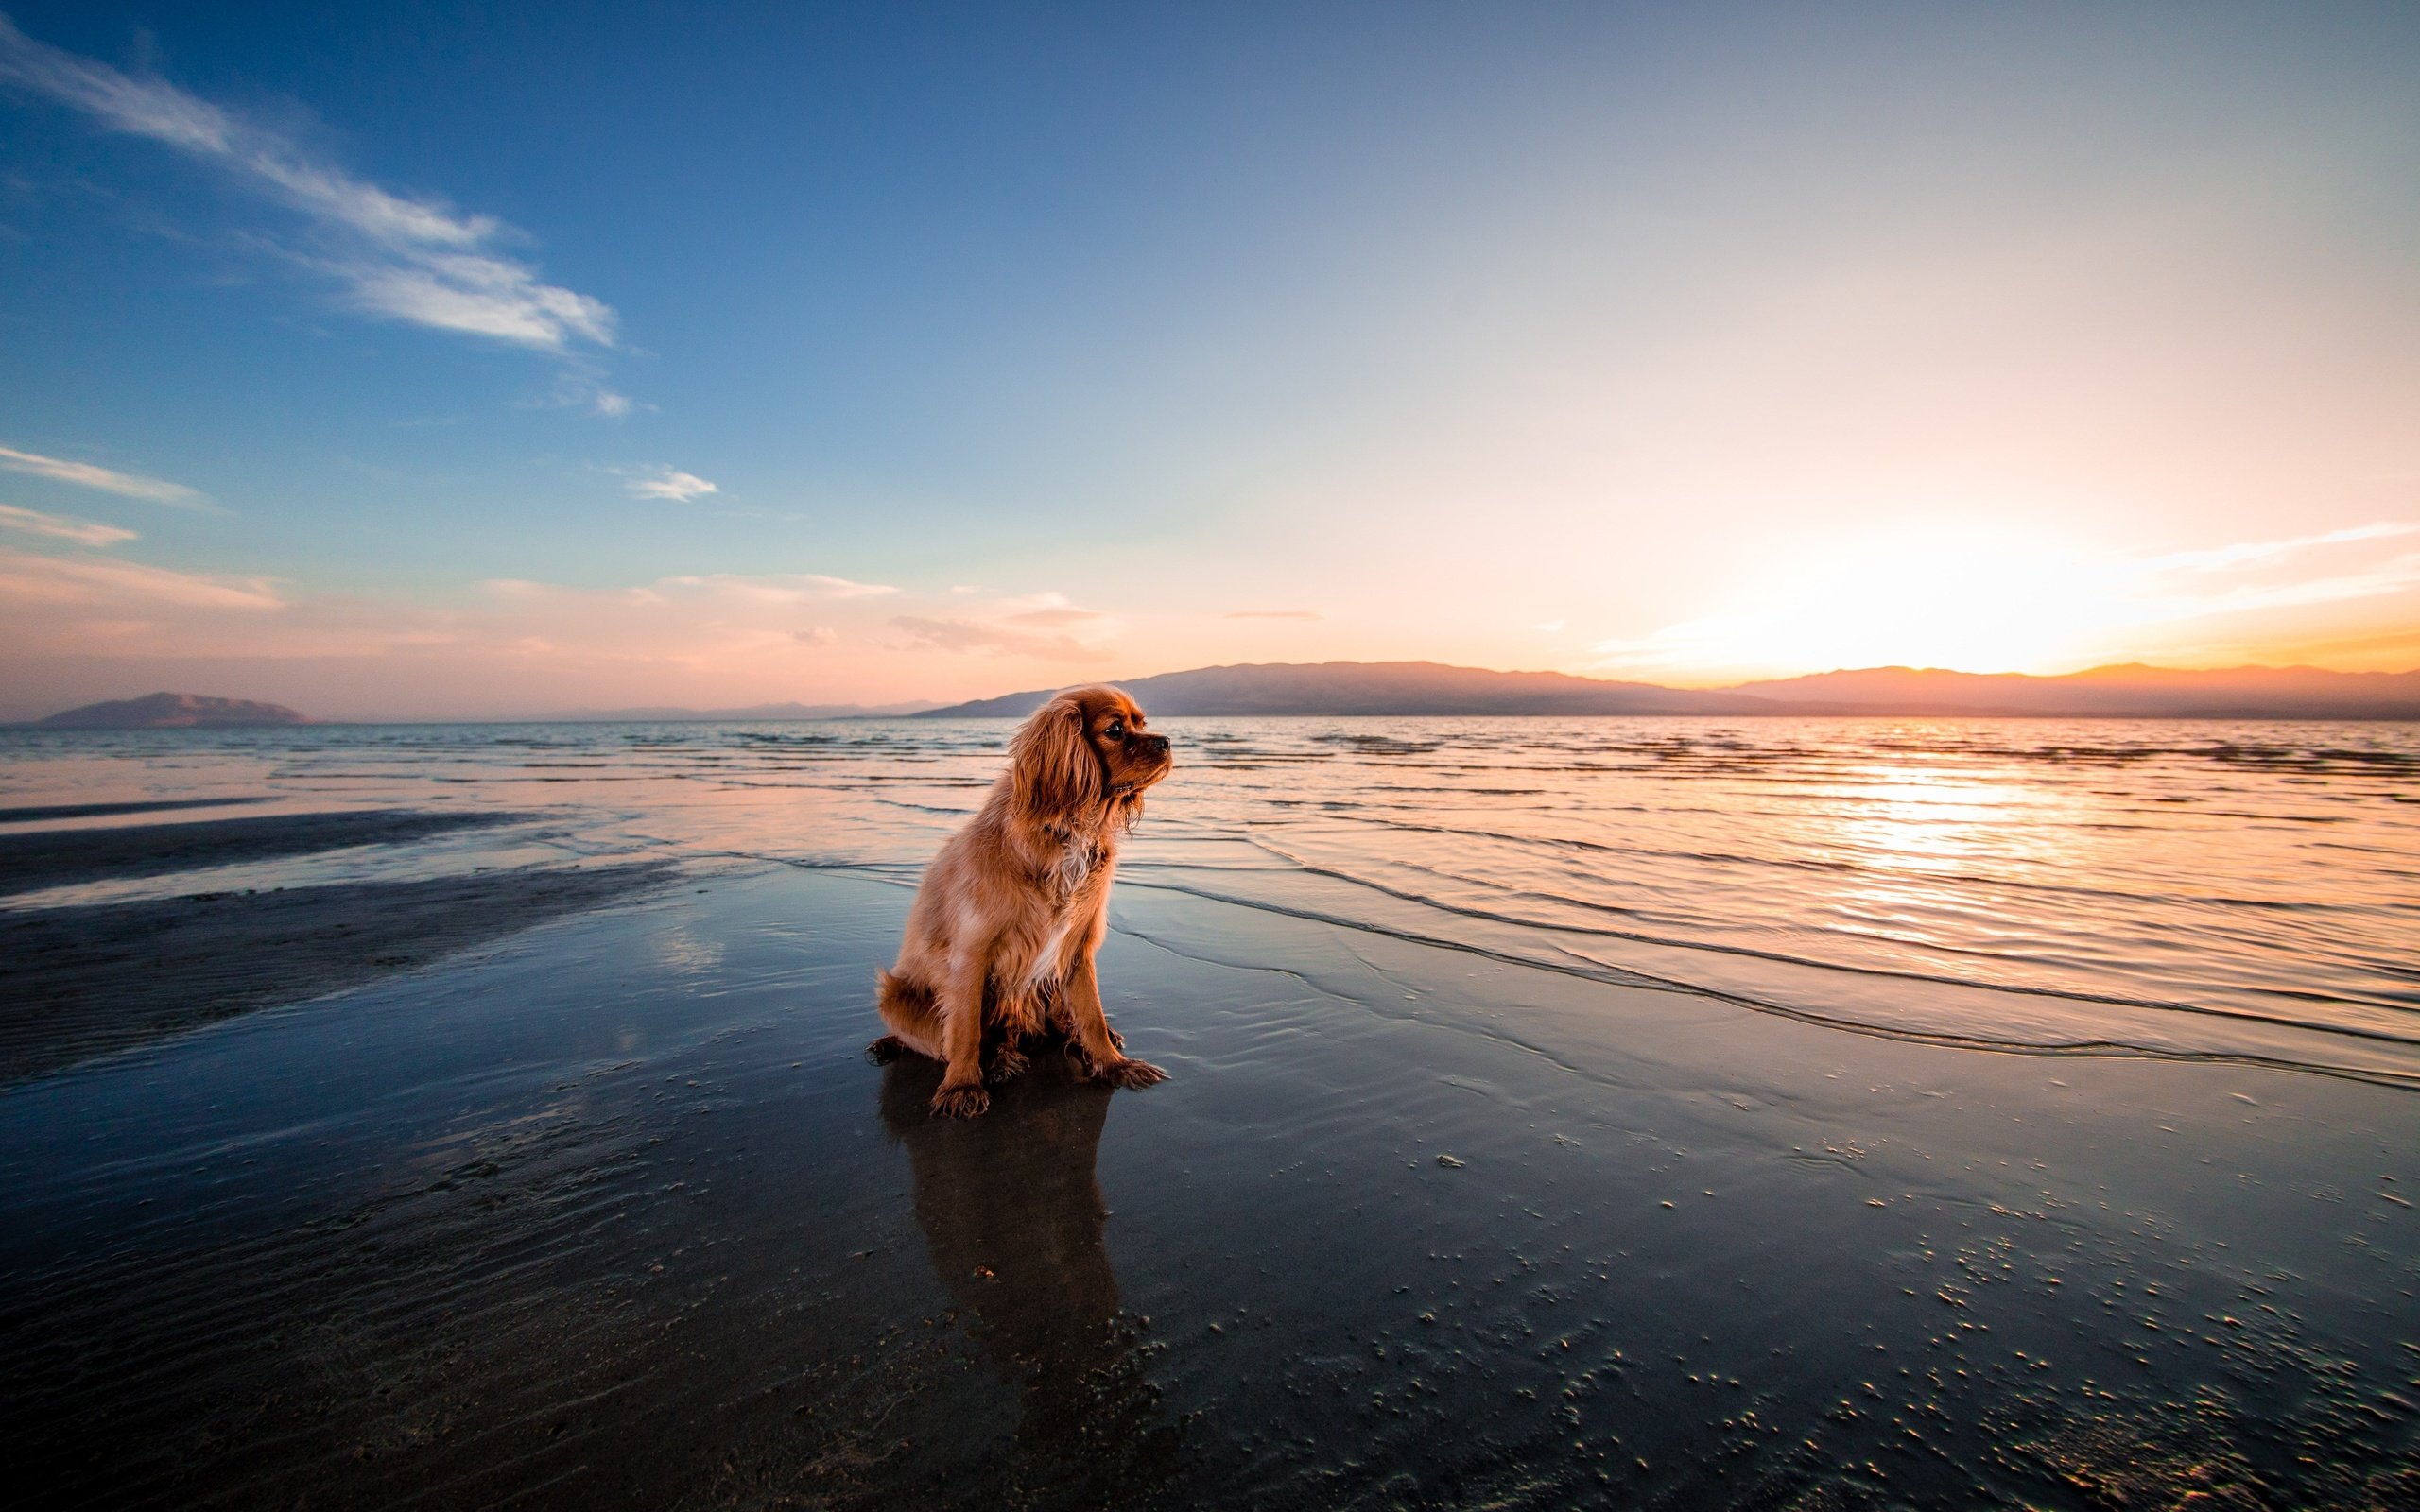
<box><xmin>2</xmin><ymin>721</ymin><xmax>2414</xmax><ymax>1508</ymax></box>
<box><xmin>12</xmin><ymin>4</ymin><xmax>2419</xmax><ymax>1503</ymax></box>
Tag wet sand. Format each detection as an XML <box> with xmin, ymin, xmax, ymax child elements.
<box><xmin>0</xmin><ymin>863</ymin><xmax>677</xmax><ymax>1082</ymax></box>
<box><xmin>2</xmin><ymin>863</ymin><xmax>2411</xmax><ymax>1509</ymax></box>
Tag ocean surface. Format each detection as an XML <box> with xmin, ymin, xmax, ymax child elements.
<box><xmin>5</xmin><ymin>714</ymin><xmax>2413</xmax><ymax>1088</ymax></box>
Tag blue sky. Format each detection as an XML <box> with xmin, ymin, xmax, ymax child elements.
<box><xmin>3</xmin><ymin>3</ymin><xmax>2417</xmax><ymax>717</ymax></box>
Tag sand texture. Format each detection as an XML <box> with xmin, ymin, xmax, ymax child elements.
<box><xmin>2</xmin><ymin>864</ymin><xmax>2411</xmax><ymax>1510</ymax></box>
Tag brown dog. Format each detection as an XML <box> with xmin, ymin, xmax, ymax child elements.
<box><xmin>871</xmin><ymin>685</ymin><xmax>1174</xmax><ymax>1117</ymax></box>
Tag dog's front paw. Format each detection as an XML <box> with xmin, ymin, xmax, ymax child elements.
<box><xmin>866</xmin><ymin>1035</ymin><xmax>908</xmax><ymax>1065</ymax></box>
<box><xmin>1100</xmin><ymin>1057</ymin><xmax>1169</xmax><ymax>1091</ymax></box>
<box><xmin>985</xmin><ymin>1047</ymin><xmax>1030</xmax><ymax>1085</ymax></box>
<box><xmin>929</xmin><ymin>1082</ymin><xmax>991</xmax><ymax>1119</ymax></box>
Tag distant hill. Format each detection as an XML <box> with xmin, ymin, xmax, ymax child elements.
<box><xmin>915</xmin><ymin>661</ymin><xmax>2420</xmax><ymax>720</ymax></box>
<box><xmin>544</xmin><ymin>699</ymin><xmax>940</xmax><ymax>721</ymax></box>
<box><xmin>34</xmin><ymin>693</ymin><xmax>309</xmax><ymax>729</ymax></box>
<box><xmin>918</xmin><ymin>662</ymin><xmax>1772</xmax><ymax>717</ymax></box>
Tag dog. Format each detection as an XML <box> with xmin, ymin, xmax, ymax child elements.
<box><xmin>871</xmin><ymin>685</ymin><xmax>1174</xmax><ymax>1118</ymax></box>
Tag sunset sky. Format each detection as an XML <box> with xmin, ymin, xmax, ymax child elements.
<box><xmin>3</xmin><ymin>3</ymin><xmax>2416</xmax><ymax>719</ymax></box>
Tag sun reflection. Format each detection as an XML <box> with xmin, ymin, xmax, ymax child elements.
<box><xmin>1793</xmin><ymin>742</ymin><xmax>2098</xmax><ymax>962</ymax></box>
<box><xmin>1824</xmin><ymin>767</ymin><xmax>2038</xmax><ymax>872</ymax></box>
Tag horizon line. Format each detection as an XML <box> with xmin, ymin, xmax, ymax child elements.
<box><xmin>16</xmin><ymin>656</ymin><xmax>2420</xmax><ymax>727</ymax></box>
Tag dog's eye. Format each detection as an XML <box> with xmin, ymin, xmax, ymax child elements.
<box><xmin>1105</xmin><ymin>720</ymin><xmax>1126</xmax><ymax>740</ymax></box>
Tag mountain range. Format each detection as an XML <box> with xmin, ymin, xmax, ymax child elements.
<box><xmin>915</xmin><ymin>660</ymin><xmax>2420</xmax><ymax>720</ymax></box>
<box><xmin>23</xmin><ymin>662</ymin><xmax>2420</xmax><ymax>727</ymax></box>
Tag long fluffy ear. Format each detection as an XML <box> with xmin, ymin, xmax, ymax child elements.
<box><xmin>1010</xmin><ymin>695</ymin><xmax>1101</xmax><ymax>824</ymax></box>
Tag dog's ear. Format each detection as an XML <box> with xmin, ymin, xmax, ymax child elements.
<box><xmin>1010</xmin><ymin>694</ymin><xmax>1102</xmax><ymax>823</ymax></box>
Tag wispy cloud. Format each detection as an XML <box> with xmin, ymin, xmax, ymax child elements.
<box><xmin>0</xmin><ymin>545</ymin><xmax>279</xmax><ymax>610</ymax></box>
<box><xmin>1007</xmin><ymin>608</ymin><xmax>1101</xmax><ymax>627</ymax></box>
<box><xmin>0</xmin><ymin>17</ymin><xmax>618</xmax><ymax>362</ymax></box>
<box><xmin>526</xmin><ymin>369</ymin><xmax>639</xmax><ymax>420</ymax></box>
<box><xmin>914</xmin><ymin>593</ymin><xmax>1122</xmax><ymax>653</ymax></box>
<box><xmin>0</xmin><ymin>443</ymin><xmax>207</xmax><ymax>507</ymax></box>
<box><xmin>621</xmin><ymin>466</ymin><xmax>718</xmax><ymax>503</ymax></box>
<box><xmin>655</xmin><ymin>571</ymin><xmax>894</xmax><ymax>599</ymax></box>
<box><xmin>2136</xmin><ymin>547</ymin><xmax>2420</xmax><ymax>618</ymax></box>
<box><xmin>2116</xmin><ymin>521</ymin><xmax>2420</xmax><ymax>628</ymax></box>
<box><xmin>2138</xmin><ymin>521</ymin><xmax>2420</xmax><ymax>576</ymax></box>
<box><xmin>890</xmin><ymin>615</ymin><xmax>1107</xmax><ymax>662</ymax></box>
<box><xmin>485</xmin><ymin>570</ymin><xmax>895</xmax><ymax>608</ymax></box>
<box><xmin>1226</xmin><ymin>609</ymin><xmax>1322</xmax><ymax>621</ymax></box>
<box><xmin>0</xmin><ymin>501</ymin><xmax>136</xmax><ymax>545</ymax></box>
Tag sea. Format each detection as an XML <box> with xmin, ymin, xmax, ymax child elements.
<box><xmin>3</xmin><ymin>714</ymin><xmax>2414</xmax><ymax>1087</ymax></box>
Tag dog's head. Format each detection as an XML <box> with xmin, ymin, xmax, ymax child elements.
<box><xmin>1008</xmin><ymin>685</ymin><xmax>1172</xmax><ymax>826</ymax></box>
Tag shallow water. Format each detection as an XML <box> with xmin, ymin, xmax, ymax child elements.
<box><xmin>4</xmin><ymin>715</ymin><xmax>2413</xmax><ymax>1083</ymax></box>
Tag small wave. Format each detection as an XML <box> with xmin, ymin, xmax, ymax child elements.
<box><xmin>1212</xmin><ymin>842</ymin><xmax>2420</xmax><ymax>1040</ymax></box>
<box><xmin>1335</xmin><ymin>815</ymin><xmax>2403</xmax><ymax>917</ymax></box>
<box><xmin>1116</xmin><ymin>871</ymin><xmax>2420</xmax><ymax>1091</ymax></box>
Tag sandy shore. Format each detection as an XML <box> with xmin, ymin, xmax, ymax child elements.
<box><xmin>1</xmin><ymin>864</ymin><xmax>2412</xmax><ymax>1509</ymax></box>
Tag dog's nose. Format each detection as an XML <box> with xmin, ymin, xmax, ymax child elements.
<box><xmin>1146</xmin><ymin>733</ymin><xmax>1171</xmax><ymax>757</ymax></box>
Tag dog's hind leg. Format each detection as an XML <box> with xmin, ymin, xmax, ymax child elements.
<box><xmin>873</xmin><ymin>970</ymin><xmax>945</xmax><ymax>1062</ymax></box>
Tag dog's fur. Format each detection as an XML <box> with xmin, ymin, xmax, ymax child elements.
<box><xmin>871</xmin><ymin>685</ymin><xmax>1174</xmax><ymax>1117</ymax></box>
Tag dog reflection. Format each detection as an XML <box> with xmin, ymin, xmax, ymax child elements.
<box><xmin>878</xmin><ymin>1049</ymin><xmax>1176</xmax><ymax>1482</ymax></box>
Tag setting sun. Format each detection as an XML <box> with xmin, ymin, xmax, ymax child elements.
<box><xmin>1585</xmin><ymin>517</ymin><xmax>2420</xmax><ymax>685</ymax></box>
<box><xmin>1594</xmin><ymin>524</ymin><xmax>2102</xmax><ymax>679</ymax></box>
